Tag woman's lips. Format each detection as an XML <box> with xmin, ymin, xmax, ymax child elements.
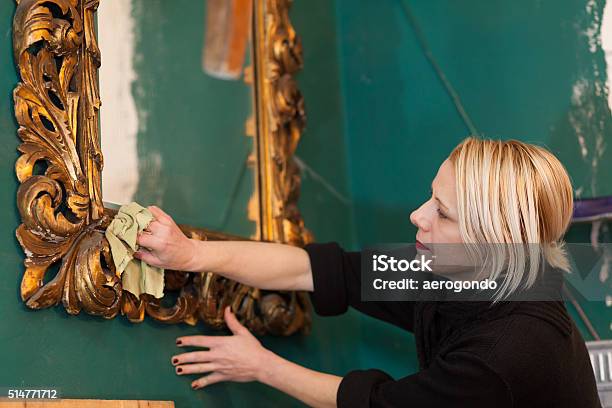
<box><xmin>416</xmin><ymin>240</ymin><xmax>430</xmax><ymax>250</ymax></box>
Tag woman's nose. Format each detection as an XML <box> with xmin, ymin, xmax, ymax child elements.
<box><xmin>410</xmin><ymin>207</ymin><xmax>430</xmax><ymax>232</ymax></box>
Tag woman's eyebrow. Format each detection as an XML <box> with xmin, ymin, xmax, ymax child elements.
<box><xmin>435</xmin><ymin>196</ymin><xmax>449</xmax><ymax>211</ymax></box>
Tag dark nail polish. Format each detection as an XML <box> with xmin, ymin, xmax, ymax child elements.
<box><xmin>172</xmin><ymin>358</ymin><xmax>178</xmax><ymax>364</ymax></box>
<box><xmin>176</xmin><ymin>340</ymin><xmax>182</xmax><ymax>345</ymax></box>
<box><xmin>192</xmin><ymin>384</ymin><xmax>198</xmax><ymax>390</ymax></box>
<box><xmin>177</xmin><ymin>367</ymin><xmax>182</xmax><ymax>373</ymax></box>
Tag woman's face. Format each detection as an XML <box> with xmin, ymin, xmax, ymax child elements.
<box><xmin>410</xmin><ymin>159</ymin><xmax>474</xmax><ymax>276</ymax></box>
<box><xmin>410</xmin><ymin>158</ymin><xmax>462</xmax><ymax>245</ymax></box>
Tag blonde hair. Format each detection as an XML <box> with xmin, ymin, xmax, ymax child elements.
<box><xmin>448</xmin><ymin>136</ymin><xmax>574</xmax><ymax>300</ymax></box>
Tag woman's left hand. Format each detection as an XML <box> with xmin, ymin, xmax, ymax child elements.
<box><xmin>171</xmin><ymin>306</ymin><xmax>271</xmax><ymax>390</ymax></box>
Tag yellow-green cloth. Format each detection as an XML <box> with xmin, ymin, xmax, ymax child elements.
<box><xmin>104</xmin><ymin>201</ymin><xmax>164</xmax><ymax>299</ymax></box>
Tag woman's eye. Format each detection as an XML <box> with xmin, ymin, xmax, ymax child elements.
<box><xmin>437</xmin><ymin>208</ymin><xmax>448</xmax><ymax>219</ymax></box>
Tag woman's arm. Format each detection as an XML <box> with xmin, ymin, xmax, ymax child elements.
<box><xmin>186</xmin><ymin>240</ymin><xmax>314</xmax><ymax>291</ymax></box>
<box><xmin>133</xmin><ymin>206</ymin><xmax>314</xmax><ymax>291</ymax></box>
<box><xmin>258</xmin><ymin>351</ymin><xmax>341</xmax><ymax>408</ymax></box>
<box><xmin>137</xmin><ymin>207</ymin><xmax>343</xmax><ymax>405</ymax></box>
<box><xmin>174</xmin><ymin>306</ymin><xmax>340</xmax><ymax>408</ymax></box>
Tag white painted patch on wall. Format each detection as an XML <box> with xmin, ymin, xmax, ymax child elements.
<box><xmin>571</xmin><ymin>79</ymin><xmax>589</xmax><ymax>159</ymax></box>
<box><xmin>570</xmin><ymin>0</ymin><xmax>610</xmax><ymax>199</ymax></box>
<box><xmin>584</xmin><ymin>1</ymin><xmax>612</xmax><ymax>314</ymax></box>
<box><xmin>585</xmin><ymin>0</ymin><xmax>602</xmax><ymax>53</ymax></box>
<box><xmin>601</xmin><ymin>0</ymin><xmax>612</xmax><ymax>114</ymax></box>
<box><xmin>98</xmin><ymin>0</ymin><xmax>140</xmax><ymax>204</ymax></box>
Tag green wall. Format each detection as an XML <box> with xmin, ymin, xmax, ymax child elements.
<box><xmin>337</xmin><ymin>0</ymin><xmax>612</xmax><ymax>244</ymax></box>
<box><xmin>293</xmin><ymin>0</ymin><xmax>356</xmax><ymax>249</ymax></box>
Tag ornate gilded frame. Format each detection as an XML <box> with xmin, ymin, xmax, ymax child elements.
<box><xmin>12</xmin><ymin>0</ymin><xmax>312</xmax><ymax>335</ymax></box>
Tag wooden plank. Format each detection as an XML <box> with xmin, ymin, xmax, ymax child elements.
<box><xmin>0</xmin><ymin>400</ymin><xmax>174</xmax><ymax>407</ymax></box>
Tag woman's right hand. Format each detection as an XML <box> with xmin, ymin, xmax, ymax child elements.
<box><xmin>172</xmin><ymin>306</ymin><xmax>272</xmax><ymax>389</ymax></box>
<box><xmin>133</xmin><ymin>205</ymin><xmax>198</xmax><ymax>271</ymax></box>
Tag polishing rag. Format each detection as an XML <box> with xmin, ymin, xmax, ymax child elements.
<box><xmin>104</xmin><ymin>201</ymin><xmax>164</xmax><ymax>298</ymax></box>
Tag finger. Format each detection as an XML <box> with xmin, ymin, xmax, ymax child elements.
<box><xmin>148</xmin><ymin>206</ymin><xmax>173</xmax><ymax>225</ymax></box>
<box><xmin>224</xmin><ymin>306</ymin><xmax>247</xmax><ymax>335</ymax></box>
<box><xmin>150</xmin><ymin>205</ymin><xmax>171</xmax><ymax>218</ymax></box>
<box><xmin>133</xmin><ymin>248</ymin><xmax>161</xmax><ymax>266</ymax></box>
<box><xmin>171</xmin><ymin>350</ymin><xmax>215</xmax><ymax>365</ymax></box>
<box><xmin>136</xmin><ymin>232</ymin><xmax>158</xmax><ymax>249</ymax></box>
<box><xmin>176</xmin><ymin>362</ymin><xmax>218</xmax><ymax>375</ymax></box>
<box><xmin>143</xmin><ymin>220</ymin><xmax>163</xmax><ymax>234</ymax></box>
<box><xmin>192</xmin><ymin>373</ymin><xmax>228</xmax><ymax>390</ymax></box>
<box><xmin>176</xmin><ymin>335</ymin><xmax>222</xmax><ymax>348</ymax></box>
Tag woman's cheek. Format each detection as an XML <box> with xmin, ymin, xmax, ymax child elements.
<box><xmin>439</xmin><ymin>220</ymin><xmax>462</xmax><ymax>244</ymax></box>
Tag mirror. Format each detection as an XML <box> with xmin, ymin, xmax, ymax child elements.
<box><xmin>98</xmin><ymin>0</ymin><xmax>257</xmax><ymax>238</ymax></box>
<box><xmin>12</xmin><ymin>0</ymin><xmax>311</xmax><ymax>335</ymax></box>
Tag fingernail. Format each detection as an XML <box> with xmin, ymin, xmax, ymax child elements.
<box><xmin>177</xmin><ymin>367</ymin><xmax>182</xmax><ymax>373</ymax></box>
<box><xmin>172</xmin><ymin>358</ymin><xmax>178</xmax><ymax>364</ymax></box>
<box><xmin>191</xmin><ymin>383</ymin><xmax>198</xmax><ymax>390</ymax></box>
<box><xmin>176</xmin><ymin>339</ymin><xmax>182</xmax><ymax>346</ymax></box>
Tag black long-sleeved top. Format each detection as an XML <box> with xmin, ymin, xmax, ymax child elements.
<box><xmin>303</xmin><ymin>242</ymin><xmax>601</xmax><ymax>408</ymax></box>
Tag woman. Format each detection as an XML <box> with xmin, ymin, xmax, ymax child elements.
<box><xmin>133</xmin><ymin>137</ymin><xmax>601</xmax><ymax>407</ymax></box>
